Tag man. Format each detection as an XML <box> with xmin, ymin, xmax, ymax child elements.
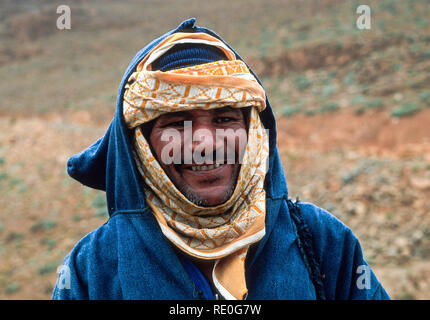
<box><xmin>52</xmin><ymin>19</ymin><xmax>390</xmax><ymax>300</ymax></box>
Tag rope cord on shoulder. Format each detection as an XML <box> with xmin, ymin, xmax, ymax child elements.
<box><xmin>286</xmin><ymin>197</ymin><xmax>326</xmax><ymax>300</ymax></box>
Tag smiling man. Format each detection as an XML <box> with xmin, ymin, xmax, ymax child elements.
<box><xmin>147</xmin><ymin>106</ymin><xmax>248</xmax><ymax>207</ymax></box>
<box><xmin>52</xmin><ymin>19</ymin><xmax>390</xmax><ymax>300</ymax></box>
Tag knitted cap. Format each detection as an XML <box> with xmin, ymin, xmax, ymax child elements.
<box><xmin>151</xmin><ymin>43</ymin><xmax>228</xmax><ymax>71</ymax></box>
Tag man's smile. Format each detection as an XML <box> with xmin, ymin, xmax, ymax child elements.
<box><xmin>186</xmin><ymin>163</ymin><xmax>221</xmax><ymax>171</ymax></box>
<box><xmin>176</xmin><ymin>163</ymin><xmax>235</xmax><ymax>189</ymax></box>
<box><xmin>148</xmin><ymin>107</ymin><xmax>248</xmax><ymax>207</ymax></box>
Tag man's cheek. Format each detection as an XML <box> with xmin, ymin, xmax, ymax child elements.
<box><xmin>159</xmin><ymin>129</ymin><xmax>183</xmax><ymax>165</ymax></box>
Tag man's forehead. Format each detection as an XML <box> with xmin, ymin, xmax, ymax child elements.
<box><xmin>157</xmin><ymin>106</ymin><xmax>242</xmax><ymax>119</ymax></box>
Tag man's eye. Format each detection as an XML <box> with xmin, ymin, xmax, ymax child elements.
<box><xmin>165</xmin><ymin>120</ymin><xmax>185</xmax><ymax>127</ymax></box>
<box><xmin>215</xmin><ymin>117</ymin><xmax>234</xmax><ymax>123</ymax></box>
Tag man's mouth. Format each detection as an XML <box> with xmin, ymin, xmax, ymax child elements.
<box><xmin>189</xmin><ymin>164</ymin><xmax>221</xmax><ymax>171</ymax></box>
<box><xmin>169</xmin><ymin>163</ymin><xmax>230</xmax><ymax>188</ymax></box>
<box><xmin>176</xmin><ymin>163</ymin><xmax>232</xmax><ymax>175</ymax></box>
<box><xmin>168</xmin><ymin>162</ymin><xmax>239</xmax><ymax>205</ymax></box>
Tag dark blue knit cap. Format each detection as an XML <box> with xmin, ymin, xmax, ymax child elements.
<box><xmin>151</xmin><ymin>43</ymin><xmax>228</xmax><ymax>71</ymax></box>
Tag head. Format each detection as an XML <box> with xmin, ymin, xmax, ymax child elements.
<box><xmin>140</xmin><ymin>43</ymin><xmax>250</xmax><ymax>207</ymax></box>
<box><xmin>146</xmin><ymin>106</ymin><xmax>248</xmax><ymax>207</ymax></box>
<box><xmin>120</xmin><ymin>29</ymin><xmax>269</xmax><ymax>290</ymax></box>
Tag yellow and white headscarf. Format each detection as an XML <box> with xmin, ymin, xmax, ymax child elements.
<box><xmin>123</xmin><ymin>33</ymin><xmax>269</xmax><ymax>300</ymax></box>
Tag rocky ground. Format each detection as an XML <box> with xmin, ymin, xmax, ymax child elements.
<box><xmin>278</xmin><ymin>110</ymin><xmax>430</xmax><ymax>299</ymax></box>
<box><xmin>0</xmin><ymin>0</ymin><xmax>429</xmax><ymax>300</ymax></box>
<box><xmin>0</xmin><ymin>108</ymin><xmax>429</xmax><ymax>299</ymax></box>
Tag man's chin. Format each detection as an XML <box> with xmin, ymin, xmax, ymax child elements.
<box><xmin>182</xmin><ymin>186</ymin><xmax>235</xmax><ymax>207</ymax></box>
<box><xmin>165</xmin><ymin>163</ymin><xmax>240</xmax><ymax>207</ymax></box>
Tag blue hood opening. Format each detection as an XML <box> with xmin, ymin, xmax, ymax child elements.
<box><xmin>67</xmin><ymin>18</ymin><xmax>289</xmax><ymax>218</ymax></box>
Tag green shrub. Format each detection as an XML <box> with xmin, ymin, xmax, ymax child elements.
<box><xmin>419</xmin><ymin>90</ymin><xmax>430</xmax><ymax>106</ymax></box>
<box><xmin>304</xmin><ymin>109</ymin><xmax>316</xmax><ymax>116</ymax></box>
<box><xmin>8</xmin><ymin>177</ymin><xmax>22</xmax><ymax>188</ymax></box>
<box><xmin>321</xmin><ymin>84</ymin><xmax>338</xmax><ymax>98</ymax></box>
<box><xmin>367</xmin><ymin>99</ymin><xmax>384</xmax><ymax>109</ymax></box>
<box><xmin>7</xmin><ymin>232</ymin><xmax>24</xmax><ymax>247</ymax></box>
<box><xmin>343</xmin><ymin>71</ymin><xmax>355</xmax><ymax>85</ymax></box>
<box><xmin>351</xmin><ymin>95</ymin><xmax>367</xmax><ymax>105</ymax></box>
<box><xmin>355</xmin><ymin>98</ymin><xmax>384</xmax><ymax>115</ymax></box>
<box><xmin>95</xmin><ymin>208</ymin><xmax>109</xmax><ymax>218</ymax></box>
<box><xmin>5</xmin><ymin>283</ymin><xmax>21</xmax><ymax>295</ymax></box>
<box><xmin>91</xmin><ymin>193</ymin><xmax>107</xmax><ymax>209</ymax></box>
<box><xmin>391</xmin><ymin>103</ymin><xmax>421</xmax><ymax>117</ymax></box>
<box><xmin>399</xmin><ymin>291</ymin><xmax>416</xmax><ymax>300</ymax></box>
<box><xmin>38</xmin><ymin>262</ymin><xmax>58</xmax><ymax>275</ymax></box>
<box><xmin>280</xmin><ymin>105</ymin><xmax>301</xmax><ymax>117</ymax></box>
<box><xmin>41</xmin><ymin>238</ymin><xmax>56</xmax><ymax>250</ymax></box>
<box><xmin>422</xmin><ymin>50</ymin><xmax>430</xmax><ymax>59</ymax></box>
<box><xmin>92</xmin><ymin>193</ymin><xmax>108</xmax><ymax>218</ymax></box>
<box><xmin>391</xmin><ymin>64</ymin><xmax>401</xmax><ymax>72</ymax></box>
<box><xmin>296</xmin><ymin>31</ymin><xmax>309</xmax><ymax>41</ymax></box>
<box><xmin>30</xmin><ymin>219</ymin><xmax>57</xmax><ymax>232</ymax></box>
<box><xmin>72</xmin><ymin>214</ymin><xmax>82</xmax><ymax>221</ymax></box>
<box><xmin>319</xmin><ymin>102</ymin><xmax>339</xmax><ymax>113</ymax></box>
<box><xmin>416</xmin><ymin>17</ymin><xmax>428</xmax><ymax>28</ymax></box>
<box><xmin>294</xmin><ymin>74</ymin><xmax>312</xmax><ymax>91</ymax></box>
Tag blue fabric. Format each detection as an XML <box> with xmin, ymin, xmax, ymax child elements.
<box><xmin>52</xmin><ymin>18</ymin><xmax>390</xmax><ymax>300</ymax></box>
<box><xmin>178</xmin><ymin>256</ymin><xmax>216</xmax><ymax>300</ymax></box>
<box><xmin>152</xmin><ymin>43</ymin><xmax>227</xmax><ymax>71</ymax></box>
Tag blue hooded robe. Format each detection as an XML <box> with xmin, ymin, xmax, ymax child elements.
<box><xmin>51</xmin><ymin>18</ymin><xmax>390</xmax><ymax>300</ymax></box>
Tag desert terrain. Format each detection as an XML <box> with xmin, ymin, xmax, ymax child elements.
<box><xmin>0</xmin><ymin>0</ymin><xmax>429</xmax><ymax>299</ymax></box>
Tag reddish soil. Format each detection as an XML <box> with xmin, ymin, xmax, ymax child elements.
<box><xmin>277</xmin><ymin>108</ymin><xmax>430</xmax><ymax>159</ymax></box>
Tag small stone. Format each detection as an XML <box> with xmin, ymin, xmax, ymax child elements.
<box><xmin>410</xmin><ymin>176</ymin><xmax>430</xmax><ymax>190</ymax></box>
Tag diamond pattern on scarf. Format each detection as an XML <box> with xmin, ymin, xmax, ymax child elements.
<box><xmin>123</xmin><ymin>36</ymin><xmax>268</xmax><ymax>300</ymax></box>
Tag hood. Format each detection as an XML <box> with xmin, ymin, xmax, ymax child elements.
<box><xmin>67</xmin><ymin>18</ymin><xmax>289</xmax><ymax>219</ymax></box>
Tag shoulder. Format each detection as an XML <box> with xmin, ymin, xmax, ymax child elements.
<box><xmin>297</xmin><ymin>201</ymin><xmax>350</xmax><ymax>229</ymax></box>
<box><xmin>51</xmin><ymin>218</ymin><xmax>119</xmax><ymax>299</ymax></box>
<box><xmin>295</xmin><ymin>201</ymin><xmax>357</xmax><ymax>246</ymax></box>
<box><xmin>293</xmin><ymin>201</ymin><xmax>390</xmax><ymax>299</ymax></box>
<box><xmin>293</xmin><ymin>201</ymin><xmax>360</xmax><ymax>266</ymax></box>
<box><xmin>69</xmin><ymin>218</ymin><xmax>118</xmax><ymax>265</ymax></box>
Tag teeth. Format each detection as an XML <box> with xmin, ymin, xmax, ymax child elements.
<box><xmin>190</xmin><ymin>164</ymin><xmax>221</xmax><ymax>171</ymax></box>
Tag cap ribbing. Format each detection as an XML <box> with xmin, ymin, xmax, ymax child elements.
<box><xmin>151</xmin><ymin>43</ymin><xmax>228</xmax><ymax>71</ymax></box>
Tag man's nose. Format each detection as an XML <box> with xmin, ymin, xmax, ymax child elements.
<box><xmin>183</xmin><ymin>123</ymin><xmax>219</xmax><ymax>164</ymax></box>
<box><xmin>193</xmin><ymin>126</ymin><xmax>217</xmax><ymax>152</ymax></box>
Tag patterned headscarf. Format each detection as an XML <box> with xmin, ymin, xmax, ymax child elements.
<box><xmin>123</xmin><ymin>33</ymin><xmax>269</xmax><ymax>300</ymax></box>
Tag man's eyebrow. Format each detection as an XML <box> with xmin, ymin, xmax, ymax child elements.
<box><xmin>156</xmin><ymin>107</ymin><xmax>241</xmax><ymax>123</ymax></box>
<box><xmin>214</xmin><ymin>106</ymin><xmax>240</xmax><ymax>114</ymax></box>
<box><xmin>158</xmin><ymin>111</ymin><xmax>192</xmax><ymax>120</ymax></box>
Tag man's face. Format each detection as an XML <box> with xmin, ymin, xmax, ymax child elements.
<box><xmin>148</xmin><ymin>107</ymin><xmax>248</xmax><ymax>207</ymax></box>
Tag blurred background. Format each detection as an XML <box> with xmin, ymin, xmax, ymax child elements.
<box><xmin>0</xmin><ymin>0</ymin><xmax>429</xmax><ymax>299</ymax></box>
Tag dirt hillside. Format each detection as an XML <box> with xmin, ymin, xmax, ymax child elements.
<box><xmin>0</xmin><ymin>0</ymin><xmax>429</xmax><ymax>299</ymax></box>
